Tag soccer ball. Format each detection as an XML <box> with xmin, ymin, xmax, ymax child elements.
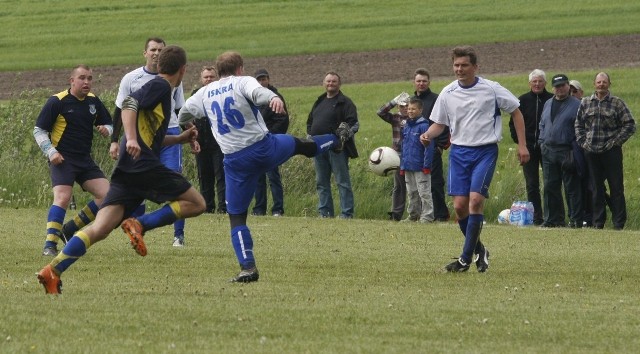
<box><xmin>497</xmin><ymin>209</ymin><xmax>511</xmax><ymax>224</ymax></box>
<box><xmin>368</xmin><ymin>147</ymin><xmax>400</xmax><ymax>177</ymax></box>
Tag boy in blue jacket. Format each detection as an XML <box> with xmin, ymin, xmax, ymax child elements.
<box><xmin>400</xmin><ymin>98</ymin><xmax>435</xmax><ymax>223</ymax></box>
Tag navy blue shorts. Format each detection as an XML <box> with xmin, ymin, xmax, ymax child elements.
<box><xmin>49</xmin><ymin>156</ymin><xmax>106</xmax><ymax>187</ymax></box>
<box><xmin>102</xmin><ymin>165</ymin><xmax>192</xmax><ymax>218</ymax></box>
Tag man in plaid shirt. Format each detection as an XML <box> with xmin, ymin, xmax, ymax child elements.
<box><xmin>575</xmin><ymin>72</ymin><xmax>636</xmax><ymax>230</ymax></box>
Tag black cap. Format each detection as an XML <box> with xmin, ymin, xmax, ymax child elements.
<box><xmin>551</xmin><ymin>74</ymin><xmax>569</xmax><ymax>87</ymax></box>
<box><xmin>254</xmin><ymin>69</ymin><xmax>269</xmax><ymax>79</ymax></box>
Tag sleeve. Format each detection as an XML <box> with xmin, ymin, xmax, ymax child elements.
<box><xmin>115</xmin><ymin>75</ymin><xmax>130</xmax><ymax>109</ymax></box>
<box><xmin>178</xmin><ymin>89</ymin><xmax>207</xmax><ymax>126</ymax></box>
<box><xmin>614</xmin><ymin>99</ymin><xmax>636</xmax><ymax>146</ymax></box>
<box><xmin>422</xmin><ymin>124</ymin><xmax>434</xmax><ymax>169</ymax></box>
<box><xmin>343</xmin><ymin>98</ymin><xmax>359</xmax><ymax>133</ymax></box>
<box><xmin>33</xmin><ymin>126</ymin><xmax>57</xmax><ymax>159</ymax></box>
<box><xmin>34</xmin><ymin>96</ymin><xmax>60</xmax><ymax>131</ymax></box>
<box><xmin>376</xmin><ymin>102</ymin><xmax>395</xmax><ymax>124</ymax></box>
<box><xmin>130</xmin><ymin>79</ymin><xmax>170</xmax><ymax>110</ymax></box>
<box><xmin>111</xmin><ymin>107</ymin><xmax>122</xmax><ymax>143</ymax></box>
<box><xmin>495</xmin><ymin>84</ymin><xmax>520</xmax><ymax>114</ymax></box>
<box><xmin>94</xmin><ymin>98</ymin><xmax>113</xmax><ymax>126</ymax></box>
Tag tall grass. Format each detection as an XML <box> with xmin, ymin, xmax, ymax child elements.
<box><xmin>2</xmin><ymin>67</ymin><xmax>639</xmax><ymax>227</ymax></box>
<box><xmin>1</xmin><ymin>0</ymin><xmax>639</xmax><ymax>71</ymax></box>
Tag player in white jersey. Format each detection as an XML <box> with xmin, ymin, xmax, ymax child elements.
<box><xmin>110</xmin><ymin>37</ymin><xmax>191</xmax><ymax>247</ymax></box>
<box><xmin>179</xmin><ymin>51</ymin><xmax>348</xmax><ymax>283</ymax></box>
<box><xmin>420</xmin><ymin>46</ymin><xmax>529</xmax><ymax>273</ymax></box>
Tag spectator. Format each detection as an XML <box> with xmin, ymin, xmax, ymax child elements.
<box><xmin>569</xmin><ymin>80</ymin><xmax>584</xmax><ymax>99</ymax></box>
<box><xmin>413</xmin><ymin>68</ymin><xmax>450</xmax><ymax>222</ymax></box>
<box><xmin>252</xmin><ymin>69</ymin><xmax>290</xmax><ymax>217</ymax></box>
<box><xmin>400</xmin><ymin>98</ymin><xmax>435</xmax><ymax>223</ymax></box>
<box><xmin>307</xmin><ymin>72</ymin><xmax>359</xmax><ymax>219</ymax></box>
<box><xmin>575</xmin><ymin>72</ymin><xmax>636</xmax><ymax>230</ymax></box>
<box><xmin>510</xmin><ymin>69</ymin><xmax>553</xmax><ymax>225</ymax></box>
<box><xmin>420</xmin><ymin>46</ymin><xmax>529</xmax><ymax>273</ymax></box>
<box><xmin>538</xmin><ymin>74</ymin><xmax>582</xmax><ymax>228</ymax></box>
<box><xmin>376</xmin><ymin>91</ymin><xmax>410</xmax><ymax>221</ymax></box>
<box><xmin>34</xmin><ymin>65</ymin><xmax>113</xmax><ymax>257</ymax></box>
<box><xmin>192</xmin><ymin>66</ymin><xmax>226</xmax><ymax>214</ymax></box>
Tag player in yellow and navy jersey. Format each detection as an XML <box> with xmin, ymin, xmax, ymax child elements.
<box><xmin>33</xmin><ymin>64</ymin><xmax>113</xmax><ymax>257</ymax></box>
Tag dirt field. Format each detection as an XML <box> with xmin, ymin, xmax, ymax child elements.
<box><xmin>1</xmin><ymin>34</ymin><xmax>639</xmax><ymax>99</ymax></box>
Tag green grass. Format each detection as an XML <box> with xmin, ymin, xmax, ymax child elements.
<box><xmin>2</xmin><ymin>208</ymin><xmax>640</xmax><ymax>353</ymax></box>
<box><xmin>1</xmin><ymin>0</ymin><xmax>639</xmax><ymax>71</ymax></box>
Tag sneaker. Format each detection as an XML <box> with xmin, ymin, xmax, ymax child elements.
<box><xmin>42</xmin><ymin>246</ymin><xmax>59</xmax><ymax>257</ymax></box>
<box><xmin>121</xmin><ymin>218</ymin><xmax>147</xmax><ymax>256</ymax></box>
<box><xmin>172</xmin><ymin>237</ymin><xmax>184</xmax><ymax>247</ymax></box>
<box><xmin>444</xmin><ymin>258</ymin><xmax>470</xmax><ymax>272</ymax></box>
<box><xmin>272</xmin><ymin>212</ymin><xmax>282</xmax><ymax>217</ymax></box>
<box><xmin>230</xmin><ymin>267</ymin><xmax>260</xmax><ymax>283</ymax></box>
<box><xmin>37</xmin><ymin>264</ymin><xmax>62</xmax><ymax>294</ymax></box>
<box><xmin>474</xmin><ymin>248</ymin><xmax>490</xmax><ymax>273</ymax></box>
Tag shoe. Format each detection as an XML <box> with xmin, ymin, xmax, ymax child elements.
<box><xmin>400</xmin><ymin>217</ymin><xmax>418</xmax><ymax>223</ymax></box>
<box><xmin>272</xmin><ymin>212</ymin><xmax>282</xmax><ymax>217</ymax></box>
<box><xmin>230</xmin><ymin>267</ymin><xmax>260</xmax><ymax>283</ymax></box>
<box><xmin>172</xmin><ymin>237</ymin><xmax>184</xmax><ymax>247</ymax></box>
<box><xmin>251</xmin><ymin>211</ymin><xmax>266</xmax><ymax>216</ymax></box>
<box><xmin>334</xmin><ymin>122</ymin><xmax>351</xmax><ymax>151</ymax></box>
<box><xmin>42</xmin><ymin>246</ymin><xmax>59</xmax><ymax>257</ymax></box>
<box><xmin>444</xmin><ymin>258</ymin><xmax>470</xmax><ymax>272</ymax></box>
<box><xmin>121</xmin><ymin>218</ymin><xmax>147</xmax><ymax>256</ymax></box>
<box><xmin>37</xmin><ymin>264</ymin><xmax>62</xmax><ymax>294</ymax></box>
<box><xmin>475</xmin><ymin>248</ymin><xmax>490</xmax><ymax>273</ymax></box>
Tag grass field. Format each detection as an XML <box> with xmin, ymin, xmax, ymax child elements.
<box><xmin>2</xmin><ymin>208</ymin><xmax>639</xmax><ymax>353</ymax></box>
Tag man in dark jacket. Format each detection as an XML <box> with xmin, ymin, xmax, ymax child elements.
<box><xmin>510</xmin><ymin>69</ymin><xmax>553</xmax><ymax>225</ymax></box>
<box><xmin>252</xmin><ymin>69</ymin><xmax>290</xmax><ymax>216</ymax></box>
<box><xmin>307</xmin><ymin>71</ymin><xmax>359</xmax><ymax>218</ymax></box>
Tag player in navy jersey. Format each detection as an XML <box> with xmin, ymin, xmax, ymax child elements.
<box><xmin>37</xmin><ymin>46</ymin><xmax>205</xmax><ymax>294</ymax></box>
<box><xmin>33</xmin><ymin>64</ymin><xmax>113</xmax><ymax>257</ymax></box>
<box><xmin>179</xmin><ymin>51</ymin><xmax>348</xmax><ymax>283</ymax></box>
<box><xmin>420</xmin><ymin>46</ymin><xmax>529</xmax><ymax>273</ymax></box>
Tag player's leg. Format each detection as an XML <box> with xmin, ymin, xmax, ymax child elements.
<box><xmin>293</xmin><ymin>134</ymin><xmax>340</xmax><ymax>157</ymax></box>
<box><xmin>159</xmin><ymin>130</ymin><xmax>186</xmax><ymax>245</ymax></box>
<box><xmin>60</xmin><ymin>176</ymin><xmax>109</xmax><ymax>241</ymax></box>
<box><xmin>42</xmin><ymin>184</ymin><xmax>73</xmax><ymax>256</ymax></box>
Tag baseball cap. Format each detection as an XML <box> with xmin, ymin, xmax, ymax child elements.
<box><xmin>551</xmin><ymin>74</ymin><xmax>569</xmax><ymax>87</ymax></box>
<box><xmin>254</xmin><ymin>68</ymin><xmax>269</xmax><ymax>79</ymax></box>
<box><xmin>569</xmin><ymin>80</ymin><xmax>583</xmax><ymax>91</ymax></box>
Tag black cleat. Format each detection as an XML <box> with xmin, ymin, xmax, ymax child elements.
<box><xmin>474</xmin><ymin>248</ymin><xmax>490</xmax><ymax>273</ymax></box>
<box><xmin>444</xmin><ymin>258</ymin><xmax>470</xmax><ymax>272</ymax></box>
<box><xmin>42</xmin><ymin>246</ymin><xmax>59</xmax><ymax>257</ymax></box>
<box><xmin>230</xmin><ymin>267</ymin><xmax>260</xmax><ymax>283</ymax></box>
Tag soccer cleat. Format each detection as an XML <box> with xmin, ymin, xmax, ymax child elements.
<box><xmin>444</xmin><ymin>258</ymin><xmax>470</xmax><ymax>272</ymax></box>
<box><xmin>474</xmin><ymin>248</ymin><xmax>490</xmax><ymax>273</ymax></box>
<box><xmin>37</xmin><ymin>264</ymin><xmax>62</xmax><ymax>294</ymax></box>
<box><xmin>230</xmin><ymin>267</ymin><xmax>260</xmax><ymax>283</ymax></box>
<box><xmin>172</xmin><ymin>237</ymin><xmax>184</xmax><ymax>247</ymax></box>
<box><xmin>121</xmin><ymin>218</ymin><xmax>147</xmax><ymax>256</ymax></box>
<box><xmin>42</xmin><ymin>246</ymin><xmax>59</xmax><ymax>257</ymax></box>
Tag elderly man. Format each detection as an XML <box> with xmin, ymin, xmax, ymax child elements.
<box><xmin>575</xmin><ymin>72</ymin><xmax>636</xmax><ymax>230</ymax></box>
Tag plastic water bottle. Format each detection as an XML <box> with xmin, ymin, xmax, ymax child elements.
<box><xmin>524</xmin><ymin>202</ymin><xmax>534</xmax><ymax>226</ymax></box>
<box><xmin>509</xmin><ymin>201</ymin><xmax>523</xmax><ymax>226</ymax></box>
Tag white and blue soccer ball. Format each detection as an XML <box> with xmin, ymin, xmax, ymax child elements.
<box><xmin>368</xmin><ymin>146</ymin><xmax>400</xmax><ymax>177</ymax></box>
<box><xmin>497</xmin><ymin>209</ymin><xmax>511</xmax><ymax>224</ymax></box>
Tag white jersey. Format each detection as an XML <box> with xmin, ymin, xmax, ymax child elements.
<box><xmin>180</xmin><ymin>76</ymin><xmax>276</xmax><ymax>154</ymax></box>
<box><xmin>115</xmin><ymin>66</ymin><xmax>184</xmax><ymax>128</ymax></box>
<box><xmin>429</xmin><ymin>76</ymin><xmax>520</xmax><ymax>147</ymax></box>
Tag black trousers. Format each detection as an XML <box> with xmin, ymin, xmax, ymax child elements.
<box><xmin>431</xmin><ymin>150</ymin><xmax>450</xmax><ymax>220</ymax></box>
<box><xmin>522</xmin><ymin>145</ymin><xmax>543</xmax><ymax>224</ymax></box>
<box><xmin>585</xmin><ymin>146</ymin><xmax>627</xmax><ymax>229</ymax></box>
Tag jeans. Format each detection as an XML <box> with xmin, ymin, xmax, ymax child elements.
<box><xmin>314</xmin><ymin>150</ymin><xmax>354</xmax><ymax>218</ymax></box>
<box><xmin>541</xmin><ymin>146</ymin><xmax>582</xmax><ymax>226</ymax></box>
<box><xmin>253</xmin><ymin>167</ymin><xmax>284</xmax><ymax>215</ymax></box>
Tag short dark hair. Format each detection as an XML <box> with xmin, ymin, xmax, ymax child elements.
<box><xmin>408</xmin><ymin>97</ymin><xmax>423</xmax><ymax>109</ymax></box>
<box><xmin>157</xmin><ymin>45</ymin><xmax>186</xmax><ymax>75</ymax></box>
<box><xmin>216</xmin><ymin>51</ymin><xmax>243</xmax><ymax>77</ymax></box>
<box><xmin>325</xmin><ymin>71</ymin><xmax>341</xmax><ymax>83</ymax></box>
<box><xmin>145</xmin><ymin>37</ymin><xmax>165</xmax><ymax>50</ymax></box>
<box><xmin>452</xmin><ymin>46</ymin><xmax>478</xmax><ymax>65</ymax></box>
<box><xmin>414</xmin><ymin>68</ymin><xmax>430</xmax><ymax>80</ymax></box>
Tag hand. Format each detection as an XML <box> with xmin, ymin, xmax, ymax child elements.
<box><xmin>109</xmin><ymin>142</ymin><xmax>119</xmax><ymax>160</ymax></box>
<box><xmin>180</xmin><ymin>125</ymin><xmax>198</xmax><ymax>144</ymax></box>
<box><xmin>419</xmin><ymin>133</ymin><xmax>431</xmax><ymax>147</ymax></box>
<box><xmin>517</xmin><ymin>145</ymin><xmax>530</xmax><ymax>166</ymax></box>
<box><xmin>269</xmin><ymin>97</ymin><xmax>285</xmax><ymax>114</ymax></box>
<box><xmin>49</xmin><ymin>152</ymin><xmax>64</xmax><ymax>165</ymax></box>
<box><xmin>399</xmin><ymin>170</ymin><xmax>405</xmax><ymax>176</ymax></box>
<box><xmin>422</xmin><ymin>168</ymin><xmax>430</xmax><ymax>175</ymax></box>
<box><xmin>96</xmin><ymin>125</ymin><xmax>110</xmax><ymax>137</ymax></box>
<box><xmin>125</xmin><ymin>139</ymin><xmax>141</xmax><ymax>160</ymax></box>
<box><xmin>189</xmin><ymin>140</ymin><xmax>201</xmax><ymax>154</ymax></box>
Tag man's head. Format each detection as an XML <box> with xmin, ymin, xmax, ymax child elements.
<box><xmin>254</xmin><ymin>68</ymin><xmax>270</xmax><ymax>88</ymax></box>
<box><xmin>569</xmin><ymin>80</ymin><xmax>584</xmax><ymax>99</ymax></box>
<box><xmin>144</xmin><ymin>37</ymin><xmax>166</xmax><ymax>72</ymax></box>
<box><xmin>414</xmin><ymin>68</ymin><xmax>431</xmax><ymax>94</ymax></box>
<box><xmin>216</xmin><ymin>51</ymin><xmax>244</xmax><ymax>77</ymax></box>
<box><xmin>406</xmin><ymin>97</ymin><xmax>424</xmax><ymax>119</ymax></box>
<box><xmin>451</xmin><ymin>46</ymin><xmax>479</xmax><ymax>86</ymax></box>
<box><xmin>551</xmin><ymin>74</ymin><xmax>570</xmax><ymax>99</ymax></box>
<box><xmin>528</xmin><ymin>69</ymin><xmax>547</xmax><ymax>94</ymax></box>
<box><xmin>323</xmin><ymin>71</ymin><xmax>341</xmax><ymax>97</ymax></box>
<box><xmin>594</xmin><ymin>72</ymin><xmax>611</xmax><ymax>98</ymax></box>
<box><xmin>200</xmin><ymin>66</ymin><xmax>216</xmax><ymax>86</ymax></box>
<box><xmin>69</xmin><ymin>64</ymin><xmax>93</xmax><ymax>99</ymax></box>
<box><xmin>157</xmin><ymin>45</ymin><xmax>187</xmax><ymax>85</ymax></box>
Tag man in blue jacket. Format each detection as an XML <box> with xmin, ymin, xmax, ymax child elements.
<box><xmin>538</xmin><ymin>74</ymin><xmax>582</xmax><ymax>228</ymax></box>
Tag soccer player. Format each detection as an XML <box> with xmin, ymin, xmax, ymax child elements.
<box><xmin>110</xmin><ymin>37</ymin><xmax>193</xmax><ymax>247</ymax></box>
<box><xmin>34</xmin><ymin>64</ymin><xmax>113</xmax><ymax>257</ymax></box>
<box><xmin>420</xmin><ymin>46</ymin><xmax>529</xmax><ymax>273</ymax></box>
<box><xmin>179</xmin><ymin>51</ymin><xmax>348</xmax><ymax>283</ymax></box>
<box><xmin>37</xmin><ymin>45</ymin><xmax>206</xmax><ymax>294</ymax></box>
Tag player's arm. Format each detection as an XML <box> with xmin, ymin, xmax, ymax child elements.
<box><xmin>252</xmin><ymin>87</ymin><xmax>283</xmax><ymax>114</ymax></box>
<box><xmin>109</xmin><ymin>108</ymin><xmax>121</xmax><ymax>159</ymax></box>
<box><xmin>121</xmin><ymin>96</ymin><xmax>141</xmax><ymax>160</ymax></box>
<box><xmin>33</xmin><ymin>126</ymin><xmax>63</xmax><ymax>165</ymax></box>
<box><xmin>419</xmin><ymin>123</ymin><xmax>446</xmax><ymax>147</ymax></box>
<box><xmin>510</xmin><ymin>108</ymin><xmax>530</xmax><ymax>165</ymax></box>
<box><xmin>163</xmin><ymin>125</ymin><xmax>198</xmax><ymax>146</ymax></box>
